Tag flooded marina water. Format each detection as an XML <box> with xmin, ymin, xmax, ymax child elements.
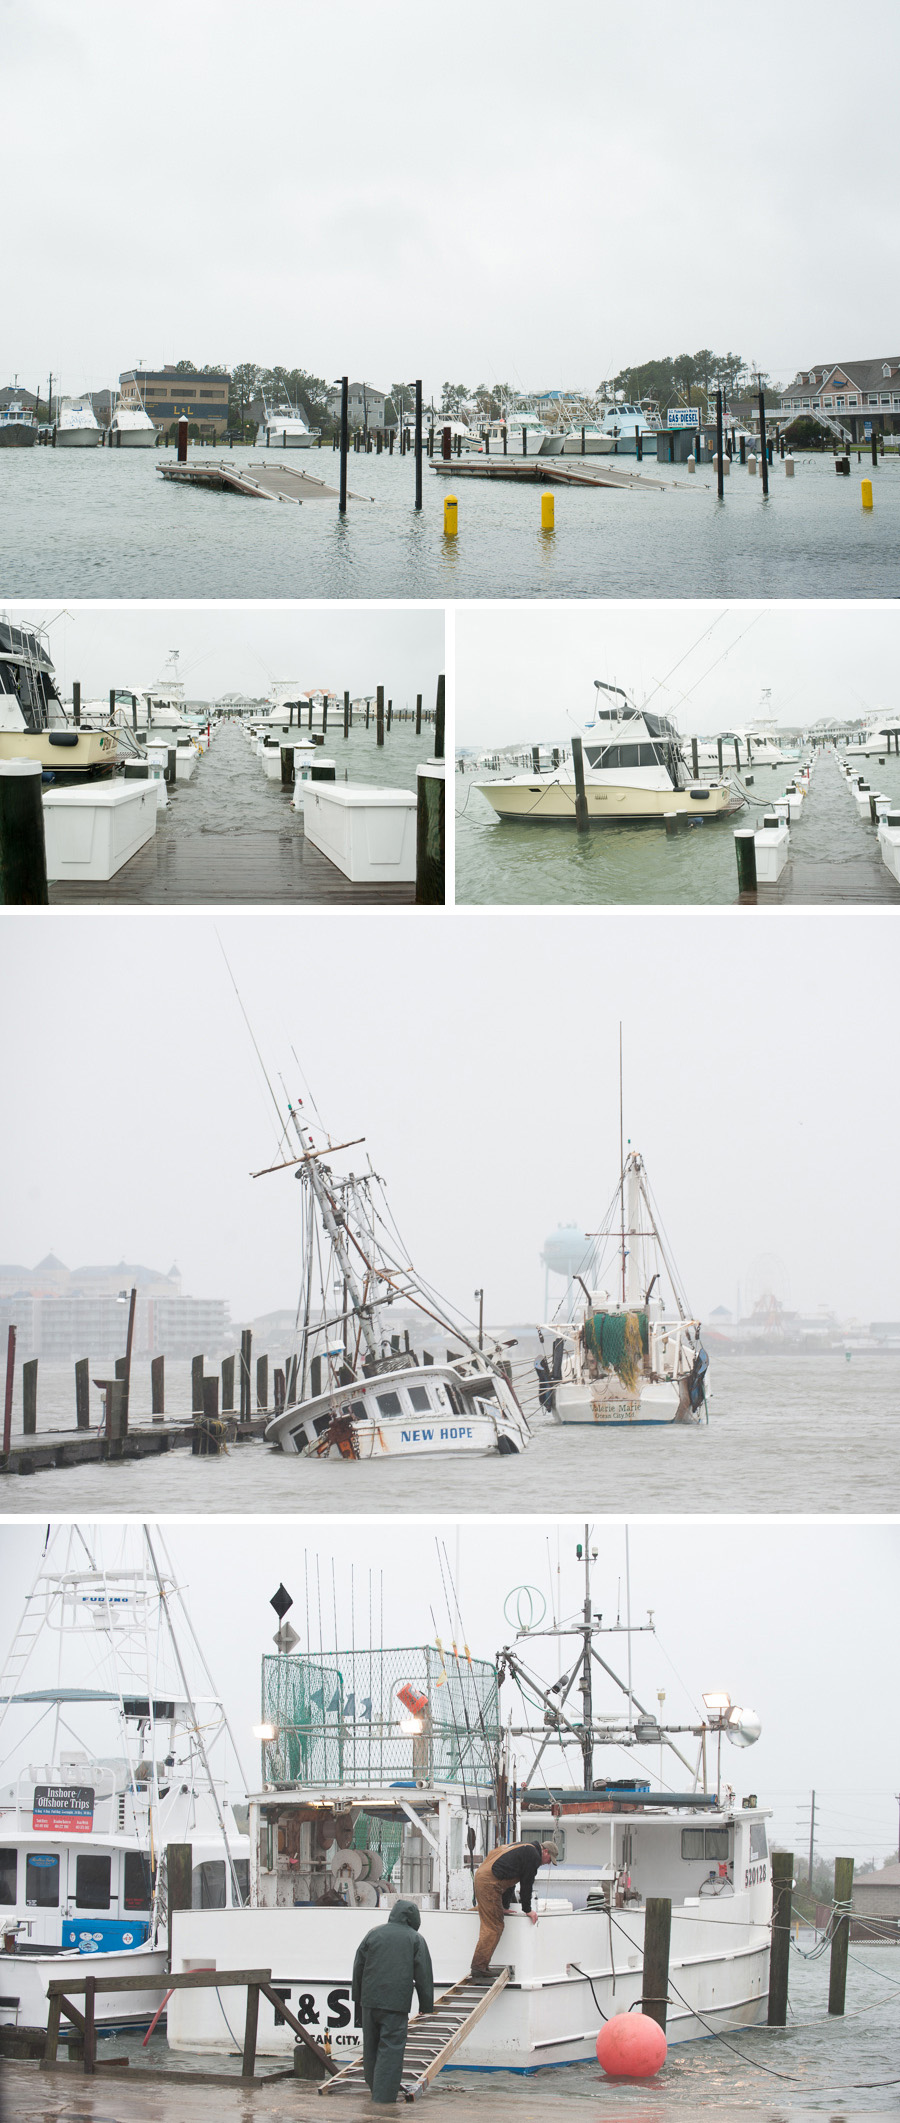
<box><xmin>4</xmin><ymin>1348</ymin><xmax>897</xmax><ymax>1516</ymax></box>
<box><xmin>456</xmin><ymin>752</ymin><xmax>900</xmax><ymax>905</ymax></box>
<box><xmin>3</xmin><ymin>447</ymin><xmax>900</xmax><ymax>600</ymax></box>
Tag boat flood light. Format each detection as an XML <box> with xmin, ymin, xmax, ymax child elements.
<box><xmin>399</xmin><ymin>1718</ymin><xmax>424</xmax><ymax>1736</ymax></box>
<box><xmin>253</xmin><ymin>1721</ymin><xmax>278</xmax><ymax>1742</ymax></box>
<box><xmin>702</xmin><ymin>1691</ymin><xmax>731</xmax><ymax>1712</ymax></box>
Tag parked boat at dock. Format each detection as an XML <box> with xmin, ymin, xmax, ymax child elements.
<box><xmin>474</xmin><ymin>683</ymin><xmax>737</xmax><ymax>825</ymax></box>
<box><xmin>256</xmin><ymin>395</ymin><xmax>318</xmax><ymax>448</ymax></box>
<box><xmin>261</xmin><ymin>1083</ymin><xmax>531</xmax><ymax>1462</ymax></box>
<box><xmin>843</xmin><ymin>713</ymin><xmax>900</xmax><ymax>758</ymax></box>
<box><xmin>168</xmin><ymin>1543</ymin><xmax>770</xmax><ymax>2067</ymax></box>
<box><xmin>109</xmin><ymin>394</ymin><xmax>157</xmax><ymax>447</ymax></box>
<box><xmin>53</xmin><ymin>397</ymin><xmax>103</xmax><ymax>448</ymax></box>
<box><xmin>0</xmin><ymin>618</ymin><xmax>118</xmax><ymax>779</ymax></box>
<box><xmin>0</xmin><ymin>398</ymin><xmax>38</xmax><ymax>447</ymax></box>
<box><xmin>0</xmin><ymin>1527</ymin><xmax>249</xmax><ymax>2044</ymax></box>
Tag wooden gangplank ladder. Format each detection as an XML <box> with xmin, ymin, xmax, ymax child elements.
<box><xmin>319</xmin><ymin>1966</ymin><xmax>511</xmax><ymax>2101</ymax></box>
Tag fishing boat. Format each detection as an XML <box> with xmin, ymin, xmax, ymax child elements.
<box><xmin>473</xmin><ymin>683</ymin><xmax>737</xmax><ymax>825</ymax></box>
<box><xmin>0</xmin><ymin>1527</ymin><xmax>249</xmax><ymax>2044</ymax></box>
<box><xmin>257</xmin><ymin>395</ymin><xmax>318</xmax><ymax>448</ymax></box>
<box><xmin>542</xmin><ymin>1137</ymin><xmax>709</xmax><ymax>1426</ymax></box>
<box><xmin>261</xmin><ymin>1088</ymin><xmax>531</xmax><ymax>1462</ymax></box>
<box><xmin>558</xmin><ymin>421</ymin><xmax>615</xmax><ymax>455</ymax></box>
<box><xmin>167</xmin><ymin>1536</ymin><xmax>771</xmax><ymax>2067</ymax></box>
<box><xmin>484</xmin><ymin>407</ymin><xmax>551</xmax><ymax>456</ymax></box>
<box><xmin>0</xmin><ymin>617</ymin><xmax>119</xmax><ymax>779</ymax></box>
<box><xmin>0</xmin><ymin>397</ymin><xmax>38</xmax><ymax>447</ymax></box>
<box><xmin>109</xmin><ymin>392</ymin><xmax>157</xmax><ymax>447</ymax></box>
<box><xmin>592</xmin><ymin>398</ymin><xmax>661</xmax><ymax>450</ymax></box>
<box><xmin>843</xmin><ymin>712</ymin><xmax>900</xmax><ymax>758</ymax></box>
<box><xmin>53</xmin><ymin>396</ymin><xmax>103</xmax><ymax>448</ymax></box>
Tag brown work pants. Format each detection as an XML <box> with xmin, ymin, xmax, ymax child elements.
<box><xmin>471</xmin><ymin>1854</ymin><xmax>511</xmax><ymax>1973</ymax></box>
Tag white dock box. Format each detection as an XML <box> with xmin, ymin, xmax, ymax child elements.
<box><xmin>753</xmin><ymin>817</ymin><xmax>790</xmax><ymax>884</ymax></box>
<box><xmin>877</xmin><ymin>813</ymin><xmax>900</xmax><ymax>884</ymax></box>
<box><xmin>301</xmin><ymin>783</ymin><xmax>417</xmax><ymax>882</ymax></box>
<box><xmin>42</xmin><ymin>780</ymin><xmax>158</xmax><ymax>881</ymax></box>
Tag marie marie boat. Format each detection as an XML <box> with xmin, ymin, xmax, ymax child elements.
<box><xmin>166</xmin><ymin>1538</ymin><xmax>770</xmax><ymax>2070</ymax></box>
<box><xmin>474</xmin><ymin>682</ymin><xmax>737</xmax><ymax>825</ymax></box>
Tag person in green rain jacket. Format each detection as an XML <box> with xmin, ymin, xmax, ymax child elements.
<box><xmin>352</xmin><ymin>1899</ymin><xmax>435</xmax><ymax>2105</ymax></box>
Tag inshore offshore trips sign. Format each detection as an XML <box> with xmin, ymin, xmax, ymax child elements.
<box><xmin>33</xmin><ymin>1784</ymin><xmax>95</xmax><ymax>1832</ymax></box>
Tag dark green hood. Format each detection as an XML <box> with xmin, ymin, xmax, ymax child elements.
<box><xmin>388</xmin><ymin>1898</ymin><xmax>421</xmax><ymax>1930</ymax></box>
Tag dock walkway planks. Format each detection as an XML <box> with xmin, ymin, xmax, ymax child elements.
<box><xmin>429</xmin><ymin>456</ymin><xmax>670</xmax><ymax>492</ymax></box>
<box><xmin>1</xmin><ymin>1415</ymin><xmax>269</xmax><ymax>1477</ymax></box>
<box><xmin>157</xmin><ymin>460</ymin><xmax>372</xmax><ymax>503</ymax></box>
<box><xmin>48</xmin><ymin>829</ymin><xmax>416</xmax><ymax>905</ymax></box>
<box><xmin>739</xmin><ymin>753</ymin><xmax>900</xmax><ymax>905</ymax></box>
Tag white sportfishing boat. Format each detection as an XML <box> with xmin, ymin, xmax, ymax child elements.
<box><xmin>543</xmin><ymin>1136</ymin><xmax>709</xmax><ymax>1426</ymax></box>
<box><xmin>474</xmin><ymin>683</ymin><xmax>737</xmax><ymax>825</ymax></box>
<box><xmin>0</xmin><ymin>1527</ymin><xmax>250</xmax><ymax>2045</ymax></box>
<box><xmin>257</xmin><ymin>395</ymin><xmax>318</xmax><ymax>448</ymax></box>
<box><xmin>0</xmin><ymin>617</ymin><xmax>118</xmax><ymax>779</ymax></box>
<box><xmin>485</xmin><ymin>407</ymin><xmax>550</xmax><ymax>456</ymax></box>
<box><xmin>558</xmin><ymin>421</ymin><xmax>615</xmax><ymax>455</ymax></box>
<box><xmin>53</xmin><ymin>397</ymin><xmax>103</xmax><ymax>448</ymax></box>
<box><xmin>261</xmin><ymin>1084</ymin><xmax>531</xmax><ymax>1463</ymax></box>
<box><xmin>168</xmin><ymin>1536</ymin><xmax>771</xmax><ymax>2068</ymax></box>
<box><xmin>593</xmin><ymin>398</ymin><xmax>660</xmax><ymax>448</ymax></box>
<box><xmin>843</xmin><ymin>712</ymin><xmax>900</xmax><ymax>758</ymax></box>
<box><xmin>109</xmin><ymin>393</ymin><xmax>157</xmax><ymax>447</ymax></box>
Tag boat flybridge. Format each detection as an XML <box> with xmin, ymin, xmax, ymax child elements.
<box><xmin>257</xmin><ymin>395</ymin><xmax>319</xmax><ymax>448</ymax></box>
<box><xmin>542</xmin><ymin>1147</ymin><xmax>709</xmax><ymax>1426</ymax></box>
<box><xmin>0</xmin><ymin>616</ymin><xmax>119</xmax><ymax>779</ymax></box>
<box><xmin>53</xmin><ymin>396</ymin><xmax>103</xmax><ymax>447</ymax></box>
<box><xmin>259</xmin><ymin>1081</ymin><xmax>531</xmax><ymax>1463</ymax></box>
<box><xmin>474</xmin><ymin>682</ymin><xmax>737</xmax><ymax>825</ymax></box>
<box><xmin>167</xmin><ymin>1538</ymin><xmax>771</xmax><ymax>2067</ymax></box>
<box><xmin>0</xmin><ymin>1526</ymin><xmax>250</xmax><ymax>2042</ymax></box>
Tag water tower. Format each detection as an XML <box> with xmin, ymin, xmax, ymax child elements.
<box><xmin>540</xmin><ymin>1224</ymin><xmax>590</xmax><ymax>1319</ymax></box>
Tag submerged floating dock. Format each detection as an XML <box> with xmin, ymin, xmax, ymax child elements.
<box><xmin>157</xmin><ymin>460</ymin><xmax>371</xmax><ymax>504</ymax></box>
<box><xmin>429</xmin><ymin>457</ymin><xmax>672</xmax><ymax>492</ymax></box>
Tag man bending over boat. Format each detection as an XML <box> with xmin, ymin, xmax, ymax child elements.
<box><xmin>470</xmin><ymin>1838</ymin><xmax>559</xmax><ymax>1974</ymax></box>
<box><xmin>352</xmin><ymin>1898</ymin><xmax>434</xmax><ymax>2106</ymax></box>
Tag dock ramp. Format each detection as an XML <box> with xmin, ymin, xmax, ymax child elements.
<box><xmin>319</xmin><ymin>1966</ymin><xmax>511</xmax><ymax>2100</ymax></box>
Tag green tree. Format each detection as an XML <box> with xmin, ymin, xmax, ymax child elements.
<box><xmin>673</xmin><ymin>352</ymin><xmax>699</xmax><ymax>405</ymax></box>
<box><xmin>439</xmin><ymin>381</ymin><xmax>470</xmax><ymax>417</ymax></box>
<box><xmin>611</xmin><ymin>357</ymin><xmax>676</xmax><ymax>406</ymax></box>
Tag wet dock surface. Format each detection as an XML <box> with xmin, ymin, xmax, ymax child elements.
<box><xmin>47</xmin><ymin>722</ymin><xmax>418</xmax><ymax>906</ymax></box>
<box><xmin>741</xmin><ymin>752</ymin><xmax>900</xmax><ymax>904</ymax></box>
<box><xmin>0</xmin><ymin>1414</ymin><xmax>268</xmax><ymax>1477</ymax></box>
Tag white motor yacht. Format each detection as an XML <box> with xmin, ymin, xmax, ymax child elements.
<box><xmin>843</xmin><ymin>712</ymin><xmax>900</xmax><ymax>758</ymax></box>
<box><xmin>484</xmin><ymin>408</ymin><xmax>550</xmax><ymax>456</ymax></box>
<box><xmin>593</xmin><ymin>399</ymin><xmax>660</xmax><ymax>450</ymax></box>
<box><xmin>474</xmin><ymin>683</ymin><xmax>737</xmax><ymax>824</ymax></box>
<box><xmin>53</xmin><ymin>397</ymin><xmax>103</xmax><ymax>448</ymax></box>
<box><xmin>109</xmin><ymin>395</ymin><xmax>157</xmax><ymax>447</ymax></box>
<box><xmin>257</xmin><ymin>395</ymin><xmax>318</xmax><ymax>448</ymax></box>
<box><xmin>0</xmin><ymin>617</ymin><xmax>118</xmax><ymax>778</ymax></box>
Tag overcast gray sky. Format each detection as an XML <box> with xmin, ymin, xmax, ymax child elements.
<box><xmin>5</xmin><ymin>0</ymin><xmax>899</xmax><ymax>397</ymax></box>
<box><xmin>1</xmin><ymin>912</ymin><xmax>897</xmax><ymax>1322</ymax></box>
<box><xmin>455</xmin><ymin>603</ymin><xmax>899</xmax><ymax>747</ymax></box>
<box><xmin>1</xmin><ymin>1518</ymin><xmax>897</xmax><ymax>1868</ymax></box>
<box><xmin>10</xmin><ymin>603</ymin><xmax>442</xmax><ymax>709</ymax></box>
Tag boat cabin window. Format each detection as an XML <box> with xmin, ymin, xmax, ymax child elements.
<box><xmin>26</xmin><ymin>1852</ymin><xmax>60</xmax><ymax>1906</ymax></box>
<box><xmin>584</xmin><ymin>743</ymin><xmax>662</xmax><ymax>771</ymax></box>
<box><xmin>0</xmin><ymin>1849</ymin><xmax>16</xmax><ymax>1903</ymax></box>
<box><xmin>408</xmin><ymin>1387</ymin><xmax>431</xmax><ymax>1414</ymax></box>
<box><xmin>376</xmin><ymin>1392</ymin><xmax>402</xmax><ymax>1418</ymax></box>
<box><xmin>681</xmin><ymin>1827</ymin><xmax>730</xmax><ymax>1861</ymax></box>
<box><xmin>192</xmin><ymin>1860</ymin><xmax>226</xmax><ymax>1909</ymax></box>
<box><xmin>233</xmin><ymin>1859</ymin><xmax>250</xmax><ymax>1905</ymax></box>
<box><xmin>749</xmin><ymin>1823</ymin><xmax>768</xmax><ymax>1860</ymax></box>
<box><xmin>76</xmin><ymin>1853</ymin><xmax>112</xmax><ymax>1909</ymax></box>
<box><xmin>123</xmin><ymin>1851</ymin><xmax>152</xmax><ymax>1909</ymax></box>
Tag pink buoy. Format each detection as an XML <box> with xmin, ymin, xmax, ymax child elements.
<box><xmin>596</xmin><ymin>2011</ymin><xmax>667</xmax><ymax>2078</ymax></box>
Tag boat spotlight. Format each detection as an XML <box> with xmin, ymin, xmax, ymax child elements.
<box><xmin>701</xmin><ymin>1690</ymin><xmax>732</xmax><ymax>1713</ymax></box>
<box><xmin>399</xmin><ymin>1717</ymin><xmax>424</xmax><ymax>1736</ymax></box>
<box><xmin>253</xmin><ymin>1721</ymin><xmax>278</xmax><ymax>1742</ymax></box>
<box><xmin>725</xmin><ymin>1706</ymin><xmax>762</xmax><ymax>1749</ymax></box>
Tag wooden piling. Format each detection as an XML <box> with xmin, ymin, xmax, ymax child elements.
<box><xmin>166</xmin><ymin>1843</ymin><xmax>193</xmax><ymax>1962</ymax></box>
<box><xmin>73</xmin><ymin>680</ymin><xmax>81</xmax><ymax>726</ymax></box>
<box><xmin>83</xmin><ymin>1975</ymin><xmax>96</xmax><ymax>2076</ymax></box>
<box><xmin>641</xmin><ymin>1897</ymin><xmax>671</xmax><ymax>2029</ymax></box>
<box><xmin>257</xmin><ymin>1355</ymin><xmax>268</xmax><ymax>1411</ymax></box>
<box><xmin>571</xmin><ymin>738</ymin><xmax>589</xmax><ymax>833</ymax></box>
<box><xmin>280</xmin><ymin>746</ymin><xmax>294</xmax><ymax>786</ymax></box>
<box><xmin>221</xmin><ymin>1354</ymin><xmax>235</xmax><ymax>1411</ymax></box>
<box><xmin>415</xmin><ymin>380</ymin><xmax>423</xmax><ymax>511</ymax></box>
<box><xmin>242</xmin><ymin>1979</ymin><xmax>260</xmax><ymax>2079</ymax></box>
<box><xmin>717</xmin><ymin>736</ymin><xmax>724</xmax><ymax>777</ymax></box>
<box><xmin>75</xmin><ymin>1357</ymin><xmax>90</xmax><ymax>1430</ymax></box>
<box><xmin>190</xmin><ymin>1355</ymin><xmax>204</xmax><ymax>1414</ymax></box>
<box><xmin>376</xmin><ymin>685</ymin><xmax>385</xmax><ymax>747</ymax></box>
<box><xmin>240</xmin><ymin>1328</ymin><xmax>252</xmax><ymax>1421</ymax></box>
<box><xmin>828</xmin><ymin>1857</ymin><xmax>854</xmax><ymax>2016</ymax></box>
<box><xmin>22</xmin><ymin>1358</ymin><xmax>37</xmax><ymax>1436</ymax></box>
<box><xmin>415</xmin><ymin>693</ymin><xmax>422</xmax><ymax>736</ymax></box>
<box><xmin>339</xmin><ymin>377</ymin><xmax>349</xmax><ymax>516</ymax></box>
<box><xmin>415</xmin><ymin>763</ymin><xmax>445</xmax><ymax>905</ymax></box>
<box><xmin>758</xmin><ymin>387</ymin><xmax>769</xmax><ymax>497</ymax></box>
<box><xmin>434</xmin><ymin>673</ymin><xmax>445</xmax><ymax>761</ymax></box>
<box><xmin>107</xmin><ymin>1380</ymin><xmax>128</xmax><ymax>1457</ymax></box>
<box><xmin>150</xmin><ymin>1354</ymin><xmax>165</xmax><ymax>1421</ymax></box>
<box><xmin>768</xmin><ymin>1850</ymin><xmax>793</xmax><ymax>2023</ymax></box>
<box><xmin>343</xmin><ymin>689</ymin><xmax>350</xmax><ymax>740</ymax></box>
<box><xmin>715</xmin><ymin>389</ymin><xmax>724</xmax><ymax>500</ymax></box>
<box><xmin>387</xmin><ymin>699</ymin><xmax>392</xmax><ymax>731</ymax></box>
<box><xmin>274</xmin><ymin>1368</ymin><xmax>286</xmax><ymax>1414</ymax></box>
<box><xmin>0</xmin><ymin>761</ymin><xmax>49</xmax><ymax>905</ymax></box>
<box><xmin>691</xmin><ymin>738</ymin><xmax>699</xmax><ymax>780</ymax></box>
<box><xmin>177</xmin><ymin>416</ymin><xmax>188</xmax><ymax>465</ymax></box>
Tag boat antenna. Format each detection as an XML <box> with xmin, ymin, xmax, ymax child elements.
<box><xmin>144</xmin><ymin>1530</ymin><xmax>244</xmax><ymax>1908</ymax></box>
<box><xmin>619</xmin><ymin>1025</ymin><xmax>626</xmax><ymax>1306</ymax></box>
<box><xmin>215</xmin><ymin>931</ymin><xmax>284</xmax><ymax>1129</ymax></box>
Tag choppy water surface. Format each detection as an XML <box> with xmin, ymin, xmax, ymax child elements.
<box><xmin>5</xmin><ymin>1348</ymin><xmax>898</xmax><ymax>1516</ymax></box>
<box><xmin>90</xmin><ymin>1943</ymin><xmax>900</xmax><ymax>2109</ymax></box>
<box><xmin>3</xmin><ymin>447</ymin><xmax>899</xmax><ymax>598</ymax></box>
<box><xmin>151</xmin><ymin>716</ymin><xmax>435</xmax><ymax>835</ymax></box>
<box><xmin>456</xmin><ymin>752</ymin><xmax>900</xmax><ymax>906</ymax></box>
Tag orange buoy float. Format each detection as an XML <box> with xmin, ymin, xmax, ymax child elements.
<box><xmin>397</xmin><ymin>1684</ymin><xmax>428</xmax><ymax>1717</ymax></box>
<box><xmin>596</xmin><ymin>2012</ymin><xmax>667</xmax><ymax>2078</ymax></box>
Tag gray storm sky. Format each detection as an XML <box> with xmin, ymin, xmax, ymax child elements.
<box><xmin>1</xmin><ymin>912</ymin><xmax>897</xmax><ymax>1323</ymax></box>
<box><xmin>5</xmin><ymin>0</ymin><xmax>899</xmax><ymax>396</ymax></box>
<box><xmin>9</xmin><ymin>604</ymin><xmax>443</xmax><ymax>709</ymax></box>
<box><xmin>455</xmin><ymin>603</ymin><xmax>899</xmax><ymax>747</ymax></box>
<box><xmin>1</xmin><ymin>1518</ymin><xmax>897</xmax><ymax>1868</ymax></box>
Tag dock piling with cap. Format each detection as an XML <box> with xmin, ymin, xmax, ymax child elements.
<box><xmin>75</xmin><ymin>1357</ymin><xmax>90</xmax><ymax>1430</ymax></box>
<box><xmin>828</xmin><ymin>1857</ymin><xmax>854</xmax><ymax>2015</ymax></box>
<box><xmin>150</xmin><ymin>1354</ymin><xmax>165</xmax><ymax>1421</ymax></box>
<box><xmin>240</xmin><ymin>1328</ymin><xmax>252</xmax><ymax>1421</ymax></box>
<box><xmin>641</xmin><ymin>1897</ymin><xmax>671</xmax><ymax>2029</ymax></box>
<box><xmin>22</xmin><ymin>1359</ymin><xmax>38</xmax><ymax>1437</ymax></box>
<box><xmin>0</xmin><ymin>760</ymin><xmax>49</xmax><ymax>905</ymax></box>
<box><xmin>768</xmin><ymin>1851</ymin><xmax>793</xmax><ymax>2023</ymax></box>
<box><xmin>571</xmin><ymin>738</ymin><xmax>589</xmax><ymax>833</ymax></box>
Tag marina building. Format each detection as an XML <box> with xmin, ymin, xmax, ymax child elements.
<box><xmin>779</xmin><ymin>358</ymin><xmax>900</xmax><ymax>438</ymax></box>
<box><xmin>118</xmin><ymin>366</ymin><xmax>231</xmax><ymax>438</ymax></box>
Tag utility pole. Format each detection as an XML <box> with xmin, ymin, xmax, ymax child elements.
<box><xmin>808</xmin><ymin>1789</ymin><xmax>816</xmax><ymax>1887</ymax></box>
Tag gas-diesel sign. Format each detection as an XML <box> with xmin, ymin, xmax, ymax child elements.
<box><xmin>33</xmin><ymin>1785</ymin><xmax>95</xmax><ymax>1832</ymax></box>
<box><xmin>667</xmin><ymin>409</ymin><xmax>700</xmax><ymax>428</ymax></box>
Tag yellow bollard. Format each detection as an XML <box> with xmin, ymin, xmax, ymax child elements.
<box><xmin>861</xmin><ymin>479</ymin><xmax>874</xmax><ymax>510</ymax></box>
<box><xmin>541</xmin><ymin>491</ymin><xmax>555</xmax><ymax>530</ymax></box>
<box><xmin>443</xmin><ymin>493</ymin><xmax>458</xmax><ymax>537</ymax></box>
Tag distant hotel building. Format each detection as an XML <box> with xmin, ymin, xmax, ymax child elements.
<box><xmin>780</xmin><ymin>358</ymin><xmax>900</xmax><ymax>439</ymax></box>
<box><xmin>0</xmin><ymin>1254</ymin><xmax>228</xmax><ymax>1358</ymax></box>
<box><xmin>118</xmin><ymin>366</ymin><xmax>231</xmax><ymax>438</ymax></box>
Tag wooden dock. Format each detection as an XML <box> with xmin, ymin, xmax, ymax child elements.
<box><xmin>738</xmin><ymin>755</ymin><xmax>900</xmax><ymax>904</ymax></box>
<box><xmin>0</xmin><ymin>1415</ymin><xmax>268</xmax><ymax>1477</ymax></box>
<box><xmin>157</xmin><ymin>461</ymin><xmax>372</xmax><ymax>504</ymax></box>
<box><xmin>429</xmin><ymin>457</ymin><xmax>672</xmax><ymax>492</ymax></box>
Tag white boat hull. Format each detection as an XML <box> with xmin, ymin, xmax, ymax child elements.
<box><xmin>54</xmin><ymin>428</ymin><xmax>103</xmax><ymax>448</ymax></box>
<box><xmin>553</xmin><ymin>1378</ymin><xmax>694</xmax><ymax>1425</ymax></box>
<box><xmin>0</xmin><ymin>1940</ymin><xmax>168</xmax><ymax>2035</ymax></box>
<box><xmin>272</xmin><ymin>1412</ymin><xmax>523</xmax><ymax>1459</ymax></box>
<box><xmin>168</xmin><ymin>1901</ymin><xmax>769</xmax><ymax>2065</ymax></box>
<box><xmin>475</xmin><ymin>779</ymin><xmax>733</xmax><ymax>824</ymax></box>
<box><xmin>111</xmin><ymin>429</ymin><xmax>156</xmax><ymax>448</ymax></box>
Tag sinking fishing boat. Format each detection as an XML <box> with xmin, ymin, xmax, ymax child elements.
<box><xmin>167</xmin><ymin>1536</ymin><xmax>770</xmax><ymax>2068</ymax></box>
<box><xmin>261</xmin><ymin>1089</ymin><xmax>531</xmax><ymax>1463</ymax></box>
<box><xmin>0</xmin><ymin>1527</ymin><xmax>249</xmax><ymax>2044</ymax></box>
